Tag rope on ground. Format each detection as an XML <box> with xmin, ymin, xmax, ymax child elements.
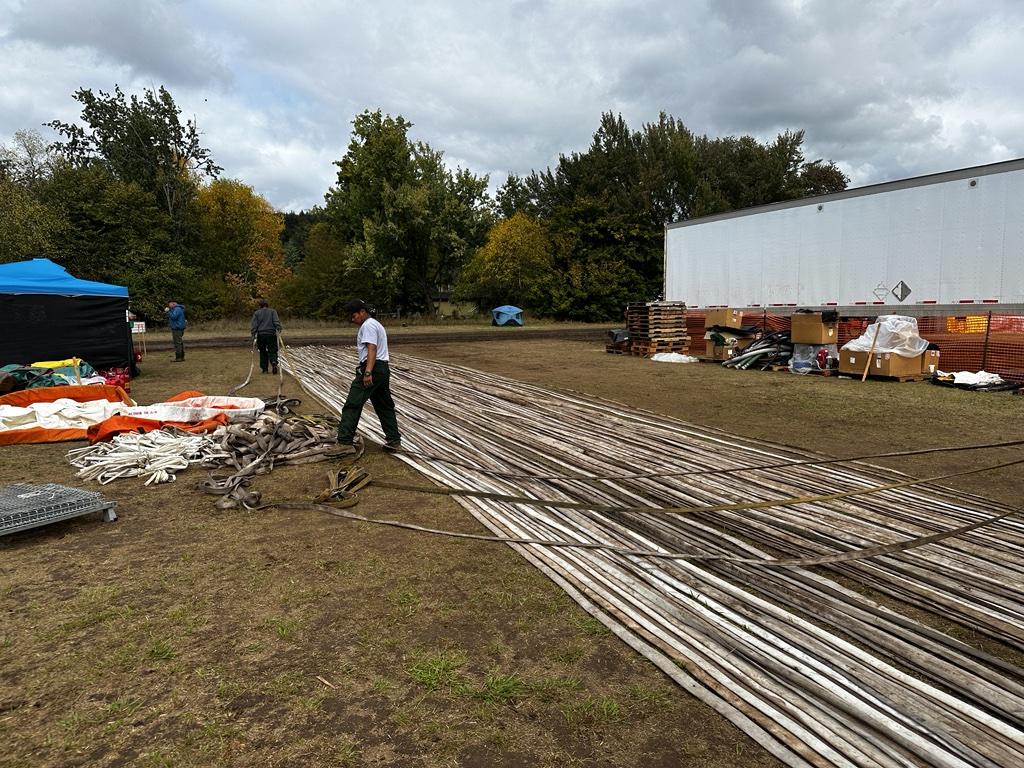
<box><xmin>67</xmin><ymin>430</ymin><xmax>230</xmax><ymax>485</ymax></box>
<box><xmin>384</xmin><ymin>438</ymin><xmax>1024</xmax><ymax>482</ymax></box>
<box><xmin>195</xmin><ymin>412</ymin><xmax>359</xmax><ymax>509</ymax></box>
<box><xmin>369</xmin><ymin>455</ymin><xmax>1024</xmax><ymax>517</ymax></box>
<box><xmin>229</xmin><ymin>337</ymin><xmax>258</xmax><ymax>395</ymax></box>
<box><xmin>261</xmin><ymin>495</ymin><xmax>1019</xmax><ymax>568</ymax></box>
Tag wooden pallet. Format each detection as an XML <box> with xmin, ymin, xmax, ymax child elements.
<box><xmin>838</xmin><ymin>372</ymin><xmax>927</xmax><ymax>382</ymax></box>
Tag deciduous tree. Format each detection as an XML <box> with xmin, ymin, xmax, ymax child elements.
<box><xmin>47</xmin><ymin>85</ymin><xmax>221</xmax><ymax>246</ymax></box>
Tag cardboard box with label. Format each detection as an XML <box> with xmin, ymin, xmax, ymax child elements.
<box><xmin>791</xmin><ymin>312</ymin><xmax>839</xmax><ymax>344</ymax></box>
<box><xmin>839</xmin><ymin>350</ymin><xmax>924</xmax><ymax>378</ymax></box>
<box><xmin>704</xmin><ymin>308</ymin><xmax>743</xmax><ymax>330</ymax></box>
<box><xmin>711</xmin><ymin>345</ymin><xmax>735</xmax><ymax>361</ymax></box>
<box><xmin>921</xmin><ymin>349</ymin><xmax>940</xmax><ymax>375</ymax></box>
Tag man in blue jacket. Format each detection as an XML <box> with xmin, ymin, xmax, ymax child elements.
<box><xmin>165</xmin><ymin>300</ymin><xmax>187</xmax><ymax>362</ymax></box>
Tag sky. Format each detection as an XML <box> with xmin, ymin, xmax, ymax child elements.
<box><xmin>1</xmin><ymin>0</ymin><xmax>1022</xmax><ymax>213</ymax></box>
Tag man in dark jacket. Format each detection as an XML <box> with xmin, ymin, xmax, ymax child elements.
<box><xmin>251</xmin><ymin>299</ymin><xmax>283</xmax><ymax>374</ymax></box>
<box><xmin>165</xmin><ymin>300</ymin><xmax>187</xmax><ymax>362</ymax></box>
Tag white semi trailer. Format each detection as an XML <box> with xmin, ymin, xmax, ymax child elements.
<box><xmin>664</xmin><ymin>157</ymin><xmax>1024</xmax><ymax>313</ymax></box>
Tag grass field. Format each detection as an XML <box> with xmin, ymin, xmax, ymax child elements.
<box><xmin>2</xmin><ymin>337</ymin><xmax>1021</xmax><ymax>766</ymax></box>
<box><xmin>180</xmin><ymin>316</ymin><xmax>600</xmax><ymax>341</ymax></box>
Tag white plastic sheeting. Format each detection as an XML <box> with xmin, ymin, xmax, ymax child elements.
<box><xmin>943</xmin><ymin>370</ymin><xmax>1005</xmax><ymax>387</ymax></box>
<box><xmin>123</xmin><ymin>395</ymin><xmax>265</xmax><ymax>424</ymax></box>
<box><xmin>841</xmin><ymin>315</ymin><xmax>929</xmax><ymax>357</ymax></box>
<box><xmin>650</xmin><ymin>353</ymin><xmax>700</xmax><ymax>364</ymax></box>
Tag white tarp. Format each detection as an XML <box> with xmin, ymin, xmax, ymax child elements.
<box><xmin>122</xmin><ymin>395</ymin><xmax>265</xmax><ymax>424</ymax></box>
<box><xmin>841</xmin><ymin>315</ymin><xmax>929</xmax><ymax>358</ymax></box>
<box><xmin>651</xmin><ymin>353</ymin><xmax>700</xmax><ymax>364</ymax></box>
<box><xmin>0</xmin><ymin>399</ymin><xmax>127</xmax><ymax>432</ymax></box>
<box><xmin>941</xmin><ymin>370</ymin><xmax>1005</xmax><ymax>387</ymax></box>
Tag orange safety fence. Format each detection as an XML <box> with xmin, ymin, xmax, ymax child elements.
<box><xmin>685</xmin><ymin>311</ymin><xmax>1024</xmax><ymax>381</ymax></box>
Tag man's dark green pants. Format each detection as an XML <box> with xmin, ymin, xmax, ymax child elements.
<box><xmin>337</xmin><ymin>361</ymin><xmax>401</xmax><ymax>444</ymax></box>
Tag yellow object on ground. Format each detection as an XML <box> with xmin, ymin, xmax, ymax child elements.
<box><xmin>31</xmin><ymin>357</ymin><xmax>84</xmax><ymax>369</ymax></box>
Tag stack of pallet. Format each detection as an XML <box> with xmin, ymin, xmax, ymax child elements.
<box><xmin>626</xmin><ymin>301</ymin><xmax>689</xmax><ymax>356</ymax></box>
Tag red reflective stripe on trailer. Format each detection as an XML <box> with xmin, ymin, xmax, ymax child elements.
<box><xmin>922</xmin><ymin>300</ymin><xmax>937</xmax><ymax>304</ymax></box>
<box><xmin>959</xmin><ymin>299</ymin><xmax>975</xmax><ymax>303</ymax></box>
<box><xmin>853</xmin><ymin>301</ymin><xmax>867</xmax><ymax>305</ymax></box>
<box><xmin>825</xmin><ymin>302</ymin><xmax>838</xmax><ymax>305</ymax></box>
<box><xmin>983</xmin><ymin>299</ymin><xmax>999</xmax><ymax>303</ymax></box>
<box><xmin>872</xmin><ymin>301</ymin><xmax>885</xmax><ymax>304</ymax></box>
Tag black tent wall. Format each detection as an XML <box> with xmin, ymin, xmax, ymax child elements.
<box><xmin>1</xmin><ymin>294</ymin><xmax>132</xmax><ymax>368</ymax></box>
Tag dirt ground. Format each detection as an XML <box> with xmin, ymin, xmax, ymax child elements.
<box><xmin>2</xmin><ymin>337</ymin><xmax>1021</xmax><ymax>767</ymax></box>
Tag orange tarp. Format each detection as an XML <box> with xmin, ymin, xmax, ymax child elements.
<box><xmin>86</xmin><ymin>413</ymin><xmax>229</xmax><ymax>443</ymax></box>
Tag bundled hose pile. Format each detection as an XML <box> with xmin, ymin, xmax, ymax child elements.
<box><xmin>67</xmin><ymin>431</ymin><xmax>229</xmax><ymax>485</ymax></box>
<box><xmin>67</xmin><ymin>405</ymin><xmax>350</xmax><ymax>508</ymax></box>
<box><xmin>197</xmin><ymin>411</ymin><xmax>356</xmax><ymax>509</ymax></box>
<box><xmin>721</xmin><ymin>330</ymin><xmax>793</xmax><ymax>369</ymax></box>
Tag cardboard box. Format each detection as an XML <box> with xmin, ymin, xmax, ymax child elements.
<box><xmin>704</xmin><ymin>308</ymin><xmax>743</xmax><ymax>330</ymax></box>
<box><xmin>839</xmin><ymin>350</ymin><xmax>923</xmax><ymax>378</ymax></box>
<box><xmin>791</xmin><ymin>313</ymin><xmax>839</xmax><ymax>344</ymax></box>
<box><xmin>921</xmin><ymin>349</ymin><xmax>940</xmax><ymax>375</ymax></box>
<box><xmin>711</xmin><ymin>344</ymin><xmax>735</xmax><ymax>361</ymax></box>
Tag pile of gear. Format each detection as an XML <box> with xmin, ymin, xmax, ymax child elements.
<box><xmin>721</xmin><ymin>331</ymin><xmax>794</xmax><ymax>370</ymax></box>
<box><xmin>67</xmin><ymin>403</ymin><xmax>356</xmax><ymax>509</ymax></box>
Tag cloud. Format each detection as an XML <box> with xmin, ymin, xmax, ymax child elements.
<box><xmin>1</xmin><ymin>0</ymin><xmax>1021</xmax><ymax>210</ymax></box>
<box><xmin>5</xmin><ymin>0</ymin><xmax>230</xmax><ymax>86</ymax></box>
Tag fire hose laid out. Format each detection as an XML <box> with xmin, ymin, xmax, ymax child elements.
<box><xmin>282</xmin><ymin>345</ymin><xmax>1024</xmax><ymax>768</ymax></box>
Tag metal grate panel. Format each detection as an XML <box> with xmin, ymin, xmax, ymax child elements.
<box><xmin>0</xmin><ymin>484</ymin><xmax>117</xmax><ymax>537</ymax></box>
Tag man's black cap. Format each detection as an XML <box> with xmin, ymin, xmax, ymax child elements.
<box><xmin>344</xmin><ymin>299</ymin><xmax>367</xmax><ymax>314</ymax></box>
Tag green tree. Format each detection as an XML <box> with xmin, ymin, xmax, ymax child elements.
<box><xmin>286</xmin><ymin>222</ymin><xmax>370</xmax><ymax>318</ymax></box>
<box><xmin>46</xmin><ymin>85</ymin><xmax>221</xmax><ymax>246</ymax></box>
<box><xmin>456</xmin><ymin>212</ymin><xmax>556</xmax><ymax>312</ymax></box>
<box><xmin>0</xmin><ymin>177</ymin><xmax>65</xmax><ymax>263</ymax></box>
<box><xmin>324</xmin><ymin>109</ymin><xmax>491</xmax><ymax>314</ymax></box>
<box><xmin>36</xmin><ymin>163</ymin><xmax>189</xmax><ymax>319</ymax></box>
<box><xmin>281</xmin><ymin>207</ymin><xmax>324</xmax><ymax>268</ymax></box>
<box><xmin>0</xmin><ymin>129</ymin><xmax>56</xmax><ymax>189</ymax></box>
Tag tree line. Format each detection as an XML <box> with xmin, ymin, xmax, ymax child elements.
<box><xmin>1</xmin><ymin>85</ymin><xmax>848</xmax><ymax>322</ymax></box>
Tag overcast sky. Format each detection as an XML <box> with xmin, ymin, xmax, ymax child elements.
<box><xmin>2</xmin><ymin>0</ymin><xmax>1021</xmax><ymax>212</ymax></box>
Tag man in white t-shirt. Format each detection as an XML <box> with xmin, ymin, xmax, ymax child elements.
<box><xmin>336</xmin><ymin>299</ymin><xmax>402</xmax><ymax>452</ymax></box>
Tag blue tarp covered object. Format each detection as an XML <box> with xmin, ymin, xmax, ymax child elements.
<box><xmin>0</xmin><ymin>258</ymin><xmax>128</xmax><ymax>297</ymax></box>
<box><xmin>491</xmin><ymin>305</ymin><xmax>524</xmax><ymax>327</ymax></box>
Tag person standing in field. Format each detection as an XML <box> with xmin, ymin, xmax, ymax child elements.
<box><xmin>165</xmin><ymin>300</ymin><xmax>187</xmax><ymax>362</ymax></box>
<box><xmin>250</xmin><ymin>298</ymin><xmax>283</xmax><ymax>374</ymax></box>
<box><xmin>336</xmin><ymin>299</ymin><xmax>402</xmax><ymax>453</ymax></box>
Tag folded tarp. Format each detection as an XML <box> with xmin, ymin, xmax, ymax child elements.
<box><xmin>0</xmin><ymin>385</ymin><xmax>134</xmax><ymax>445</ymax></box>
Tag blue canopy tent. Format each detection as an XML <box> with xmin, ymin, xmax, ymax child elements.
<box><xmin>0</xmin><ymin>259</ymin><xmax>132</xmax><ymax>369</ymax></box>
<box><xmin>491</xmin><ymin>305</ymin><xmax>524</xmax><ymax>327</ymax></box>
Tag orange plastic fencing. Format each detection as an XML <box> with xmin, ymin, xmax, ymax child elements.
<box><xmin>685</xmin><ymin>311</ymin><xmax>1024</xmax><ymax>381</ymax></box>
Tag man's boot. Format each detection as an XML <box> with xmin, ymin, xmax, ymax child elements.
<box><xmin>272</xmin><ymin>364</ymin><xmax>279</xmax><ymax>375</ymax></box>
